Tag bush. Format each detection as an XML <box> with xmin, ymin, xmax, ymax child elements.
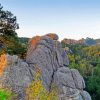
<box><xmin>86</xmin><ymin>76</ymin><xmax>100</xmax><ymax>100</ymax></box>
<box><xmin>0</xmin><ymin>88</ymin><xmax>13</xmax><ymax>100</ymax></box>
<box><xmin>25</xmin><ymin>71</ymin><xmax>58</xmax><ymax>100</ymax></box>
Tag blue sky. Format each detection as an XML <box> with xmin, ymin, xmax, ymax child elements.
<box><xmin>0</xmin><ymin>0</ymin><xmax>100</xmax><ymax>40</ymax></box>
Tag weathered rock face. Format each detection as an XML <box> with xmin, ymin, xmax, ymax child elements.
<box><xmin>0</xmin><ymin>55</ymin><xmax>33</xmax><ymax>100</ymax></box>
<box><xmin>26</xmin><ymin>34</ymin><xmax>91</xmax><ymax>100</ymax></box>
<box><xmin>53</xmin><ymin>67</ymin><xmax>90</xmax><ymax>100</ymax></box>
<box><xmin>0</xmin><ymin>33</ymin><xmax>91</xmax><ymax>100</ymax></box>
<box><xmin>26</xmin><ymin>35</ymin><xmax>69</xmax><ymax>90</ymax></box>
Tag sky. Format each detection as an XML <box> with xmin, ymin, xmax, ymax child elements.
<box><xmin>0</xmin><ymin>0</ymin><xmax>100</xmax><ymax>40</ymax></box>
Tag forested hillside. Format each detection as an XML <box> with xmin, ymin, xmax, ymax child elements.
<box><xmin>61</xmin><ymin>42</ymin><xmax>100</xmax><ymax>100</ymax></box>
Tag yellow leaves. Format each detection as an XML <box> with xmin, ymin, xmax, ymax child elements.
<box><xmin>26</xmin><ymin>79</ymin><xmax>43</xmax><ymax>100</ymax></box>
<box><xmin>47</xmin><ymin>89</ymin><xmax>58</xmax><ymax>100</ymax></box>
<box><xmin>83</xmin><ymin>45</ymin><xmax>100</xmax><ymax>57</ymax></box>
<box><xmin>25</xmin><ymin>70</ymin><xmax>41</xmax><ymax>99</ymax></box>
<box><xmin>25</xmin><ymin>72</ymin><xmax>58</xmax><ymax>100</ymax></box>
<box><xmin>25</xmin><ymin>71</ymin><xmax>46</xmax><ymax>100</ymax></box>
<box><xmin>0</xmin><ymin>54</ymin><xmax>7</xmax><ymax>76</ymax></box>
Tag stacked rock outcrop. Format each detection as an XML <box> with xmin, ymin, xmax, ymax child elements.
<box><xmin>26</xmin><ymin>33</ymin><xmax>91</xmax><ymax>100</ymax></box>
<box><xmin>0</xmin><ymin>33</ymin><xmax>91</xmax><ymax>100</ymax></box>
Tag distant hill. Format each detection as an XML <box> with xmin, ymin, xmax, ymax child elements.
<box><xmin>61</xmin><ymin>37</ymin><xmax>100</xmax><ymax>46</ymax></box>
<box><xmin>61</xmin><ymin>38</ymin><xmax>85</xmax><ymax>45</ymax></box>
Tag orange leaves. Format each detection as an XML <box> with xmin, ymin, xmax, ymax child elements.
<box><xmin>95</xmin><ymin>52</ymin><xmax>100</xmax><ymax>56</ymax></box>
<box><xmin>0</xmin><ymin>54</ymin><xmax>7</xmax><ymax>76</ymax></box>
<box><xmin>29</xmin><ymin>33</ymin><xmax>58</xmax><ymax>47</ymax></box>
<box><xmin>31</xmin><ymin>36</ymin><xmax>41</xmax><ymax>46</ymax></box>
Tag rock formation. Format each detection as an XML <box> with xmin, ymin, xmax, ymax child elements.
<box><xmin>0</xmin><ymin>33</ymin><xmax>91</xmax><ymax>100</ymax></box>
<box><xmin>0</xmin><ymin>55</ymin><xmax>33</xmax><ymax>100</ymax></box>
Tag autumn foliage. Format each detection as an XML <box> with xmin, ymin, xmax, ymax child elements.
<box><xmin>30</xmin><ymin>36</ymin><xmax>41</xmax><ymax>46</ymax></box>
<box><xmin>30</xmin><ymin>33</ymin><xmax>58</xmax><ymax>46</ymax></box>
<box><xmin>25</xmin><ymin>71</ymin><xmax>58</xmax><ymax>100</ymax></box>
<box><xmin>0</xmin><ymin>54</ymin><xmax>7</xmax><ymax>75</ymax></box>
<box><xmin>95</xmin><ymin>52</ymin><xmax>100</xmax><ymax>56</ymax></box>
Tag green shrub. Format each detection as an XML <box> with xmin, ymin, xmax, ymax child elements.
<box><xmin>0</xmin><ymin>88</ymin><xmax>13</xmax><ymax>100</ymax></box>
